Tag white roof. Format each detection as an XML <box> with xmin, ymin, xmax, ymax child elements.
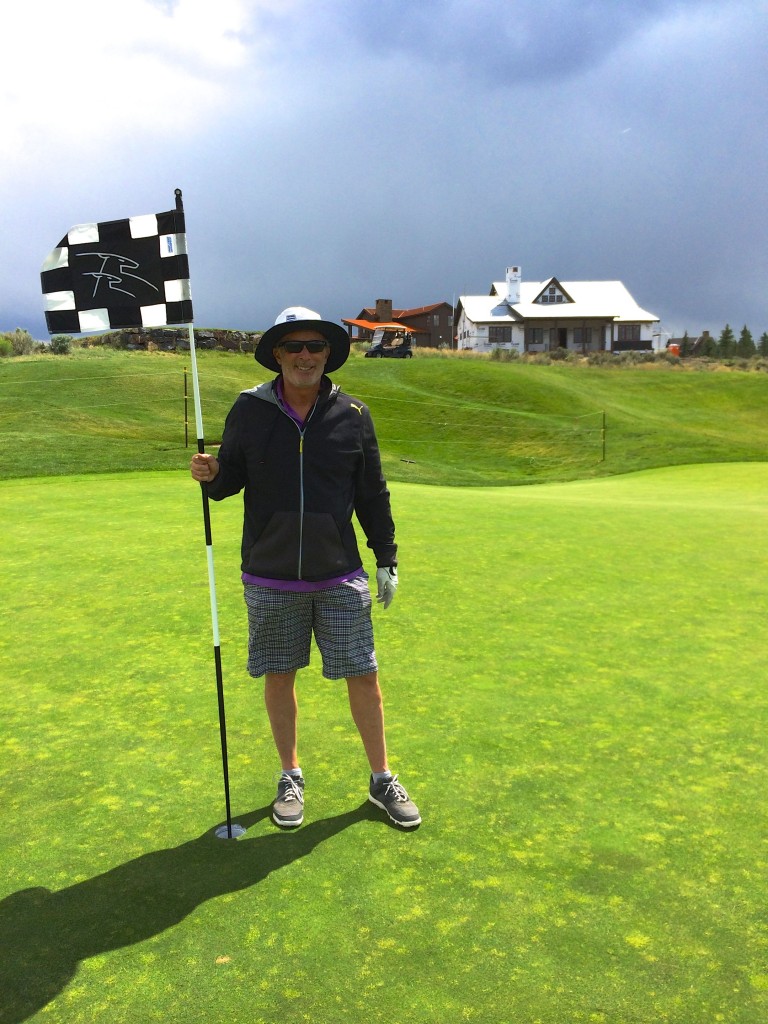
<box><xmin>459</xmin><ymin>279</ymin><xmax>658</xmax><ymax>324</ymax></box>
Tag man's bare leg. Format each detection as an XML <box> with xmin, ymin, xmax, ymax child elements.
<box><xmin>264</xmin><ymin>671</ymin><xmax>299</xmax><ymax>771</ymax></box>
<box><xmin>346</xmin><ymin>672</ymin><xmax>388</xmax><ymax>774</ymax></box>
<box><xmin>348</xmin><ymin>672</ymin><xmax>421</xmax><ymax>827</ymax></box>
<box><xmin>265</xmin><ymin>671</ymin><xmax>305</xmax><ymax>827</ymax></box>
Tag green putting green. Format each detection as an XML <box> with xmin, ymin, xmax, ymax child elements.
<box><xmin>1</xmin><ymin>464</ymin><xmax>766</xmax><ymax>1022</ymax></box>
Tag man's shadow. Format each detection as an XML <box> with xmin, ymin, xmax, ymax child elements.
<box><xmin>0</xmin><ymin>802</ymin><xmax>380</xmax><ymax>1023</ymax></box>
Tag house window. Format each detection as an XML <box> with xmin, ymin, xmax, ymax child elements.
<box><xmin>432</xmin><ymin>315</ymin><xmax>440</xmax><ymax>325</ymax></box>
<box><xmin>489</xmin><ymin>325</ymin><xmax>512</xmax><ymax>345</ymax></box>
<box><xmin>574</xmin><ymin>327</ymin><xmax>593</xmax><ymax>348</ymax></box>
<box><xmin>526</xmin><ymin>327</ymin><xmax>545</xmax><ymax>346</ymax></box>
<box><xmin>618</xmin><ymin>324</ymin><xmax>641</xmax><ymax>342</ymax></box>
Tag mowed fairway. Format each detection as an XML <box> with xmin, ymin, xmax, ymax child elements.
<box><xmin>1</xmin><ymin>464</ymin><xmax>766</xmax><ymax>1023</ymax></box>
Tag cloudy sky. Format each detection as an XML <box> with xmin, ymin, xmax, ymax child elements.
<box><xmin>2</xmin><ymin>0</ymin><xmax>766</xmax><ymax>340</ymax></box>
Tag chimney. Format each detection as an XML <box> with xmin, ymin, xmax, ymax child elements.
<box><xmin>375</xmin><ymin>299</ymin><xmax>393</xmax><ymax>323</ymax></box>
<box><xmin>505</xmin><ymin>266</ymin><xmax>521</xmax><ymax>305</ymax></box>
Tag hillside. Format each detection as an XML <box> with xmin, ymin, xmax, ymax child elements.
<box><xmin>1</xmin><ymin>349</ymin><xmax>767</xmax><ymax>484</ymax></box>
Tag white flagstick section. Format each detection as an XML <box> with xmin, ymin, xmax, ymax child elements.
<box><xmin>186</xmin><ymin>322</ymin><xmax>220</xmax><ymax>648</ymax></box>
<box><xmin>186</xmin><ymin>320</ymin><xmax>244</xmax><ymax>839</ymax></box>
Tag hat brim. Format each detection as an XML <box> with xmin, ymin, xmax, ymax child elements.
<box><xmin>255</xmin><ymin>319</ymin><xmax>350</xmax><ymax>373</ymax></box>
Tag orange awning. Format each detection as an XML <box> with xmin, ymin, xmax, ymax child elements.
<box><xmin>342</xmin><ymin>318</ymin><xmax>417</xmax><ymax>333</ymax></box>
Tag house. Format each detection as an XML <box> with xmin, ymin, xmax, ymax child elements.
<box><xmin>344</xmin><ymin>298</ymin><xmax>454</xmax><ymax>348</ymax></box>
<box><xmin>455</xmin><ymin>267</ymin><xmax>660</xmax><ymax>354</ymax></box>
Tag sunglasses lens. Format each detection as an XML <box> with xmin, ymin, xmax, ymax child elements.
<box><xmin>282</xmin><ymin>341</ymin><xmax>327</xmax><ymax>353</ymax></box>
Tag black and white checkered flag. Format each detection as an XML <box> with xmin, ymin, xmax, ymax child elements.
<box><xmin>41</xmin><ymin>208</ymin><xmax>193</xmax><ymax>333</ymax></box>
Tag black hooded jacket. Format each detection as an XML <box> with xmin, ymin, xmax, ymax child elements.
<box><xmin>206</xmin><ymin>376</ymin><xmax>397</xmax><ymax>582</ymax></box>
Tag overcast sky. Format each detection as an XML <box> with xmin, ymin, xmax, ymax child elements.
<box><xmin>2</xmin><ymin>0</ymin><xmax>766</xmax><ymax>340</ymax></box>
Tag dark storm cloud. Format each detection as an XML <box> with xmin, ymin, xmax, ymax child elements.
<box><xmin>2</xmin><ymin>0</ymin><xmax>766</xmax><ymax>340</ymax></box>
<box><xmin>335</xmin><ymin>0</ymin><xmax>717</xmax><ymax>84</ymax></box>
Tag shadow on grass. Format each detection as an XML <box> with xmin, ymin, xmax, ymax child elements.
<box><xmin>0</xmin><ymin>802</ymin><xmax>380</xmax><ymax>1023</ymax></box>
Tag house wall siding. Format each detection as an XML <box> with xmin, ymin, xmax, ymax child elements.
<box><xmin>399</xmin><ymin>303</ymin><xmax>454</xmax><ymax>347</ymax></box>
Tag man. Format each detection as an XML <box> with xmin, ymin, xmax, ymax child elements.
<box><xmin>190</xmin><ymin>307</ymin><xmax>420</xmax><ymax>829</ymax></box>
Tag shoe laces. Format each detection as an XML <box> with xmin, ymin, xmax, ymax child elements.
<box><xmin>381</xmin><ymin>774</ymin><xmax>409</xmax><ymax>802</ymax></box>
<box><xmin>278</xmin><ymin>773</ymin><xmax>304</xmax><ymax>804</ymax></box>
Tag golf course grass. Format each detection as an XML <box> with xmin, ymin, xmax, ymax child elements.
<box><xmin>1</xmin><ymin>462</ymin><xmax>766</xmax><ymax>1023</ymax></box>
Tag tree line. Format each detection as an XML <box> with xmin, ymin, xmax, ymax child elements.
<box><xmin>677</xmin><ymin>325</ymin><xmax>768</xmax><ymax>358</ymax></box>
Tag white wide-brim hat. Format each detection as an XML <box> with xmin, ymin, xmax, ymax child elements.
<box><xmin>256</xmin><ymin>307</ymin><xmax>350</xmax><ymax>373</ymax></box>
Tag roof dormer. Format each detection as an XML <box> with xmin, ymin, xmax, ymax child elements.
<box><xmin>533</xmin><ymin>278</ymin><xmax>574</xmax><ymax>305</ymax></box>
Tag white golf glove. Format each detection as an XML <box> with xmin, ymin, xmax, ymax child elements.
<box><xmin>376</xmin><ymin>566</ymin><xmax>398</xmax><ymax>609</ymax></box>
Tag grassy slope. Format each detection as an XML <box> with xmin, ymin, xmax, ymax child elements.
<box><xmin>1</xmin><ymin>349</ymin><xmax>767</xmax><ymax>484</ymax></box>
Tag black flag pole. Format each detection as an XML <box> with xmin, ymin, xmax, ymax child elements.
<box><xmin>175</xmin><ymin>189</ymin><xmax>245</xmax><ymax>840</ymax></box>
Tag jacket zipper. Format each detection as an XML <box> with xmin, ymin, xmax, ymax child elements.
<box><xmin>297</xmin><ymin>430</ymin><xmax>305</xmax><ymax>578</ymax></box>
<box><xmin>281</xmin><ymin>398</ymin><xmax>319</xmax><ymax>579</ymax></box>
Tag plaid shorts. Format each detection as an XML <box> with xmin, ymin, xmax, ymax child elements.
<box><xmin>243</xmin><ymin>575</ymin><xmax>377</xmax><ymax>680</ymax></box>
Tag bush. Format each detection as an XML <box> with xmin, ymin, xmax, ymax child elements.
<box><xmin>489</xmin><ymin>347</ymin><xmax>520</xmax><ymax>361</ymax></box>
<box><xmin>0</xmin><ymin>335</ymin><xmax>12</xmax><ymax>358</ymax></box>
<box><xmin>586</xmin><ymin>351</ymin><xmax>615</xmax><ymax>366</ymax></box>
<box><xmin>50</xmin><ymin>335</ymin><xmax>73</xmax><ymax>355</ymax></box>
<box><xmin>8</xmin><ymin>328</ymin><xmax>35</xmax><ymax>355</ymax></box>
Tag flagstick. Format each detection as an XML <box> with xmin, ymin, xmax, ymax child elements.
<box><xmin>186</xmin><ymin>323</ymin><xmax>245</xmax><ymax>840</ymax></box>
<box><xmin>178</xmin><ymin>196</ymin><xmax>244</xmax><ymax>840</ymax></box>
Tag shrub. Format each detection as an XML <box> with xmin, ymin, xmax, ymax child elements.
<box><xmin>9</xmin><ymin>327</ymin><xmax>35</xmax><ymax>355</ymax></box>
<box><xmin>0</xmin><ymin>335</ymin><xmax>12</xmax><ymax>358</ymax></box>
<box><xmin>490</xmin><ymin>347</ymin><xmax>520</xmax><ymax>362</ymax></box>
<box><xmin>586</xmin><ymin>351</ymin><xmax>615</xmax><ymax>366</ymax></box>
<box><xmin>50</xmin><ymin>335</ymin><xmax>73</xmax><ymax>355</ymax></box>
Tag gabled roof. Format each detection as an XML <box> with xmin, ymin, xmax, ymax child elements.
<box><xmin>532</xmin><ymin>277</ymin><xmax>576</xmax><ymax>304</ymax></box>
<box><xmin>358</xmin><ymin>301</ymin><xmax>450</xmax><ymax>321</ymax></box>
<box><xmin>459</xmin><ymin>296</ymin><xmax>523</xmax><ymax>325</ymax></box>
<box><xmin>460</xmin><ymin>279</ymin><xmax>658</xmax><ymax>324</ymax></box>
<box><xmin>399</xmin><ymin>302</ymin><xmax>451</xmax><ymax>317</ymax></box>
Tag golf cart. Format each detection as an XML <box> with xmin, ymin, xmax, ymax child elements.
<box><xmin>363</xmin><ymin>326</ymin><xmax>414</xmax><ymax>359</ymax></box>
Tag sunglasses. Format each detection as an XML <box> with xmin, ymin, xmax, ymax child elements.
<box><xmin>280</xmin><ymin>340</ymin><xmax>328</xmax><ymax>354</ymax></box>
